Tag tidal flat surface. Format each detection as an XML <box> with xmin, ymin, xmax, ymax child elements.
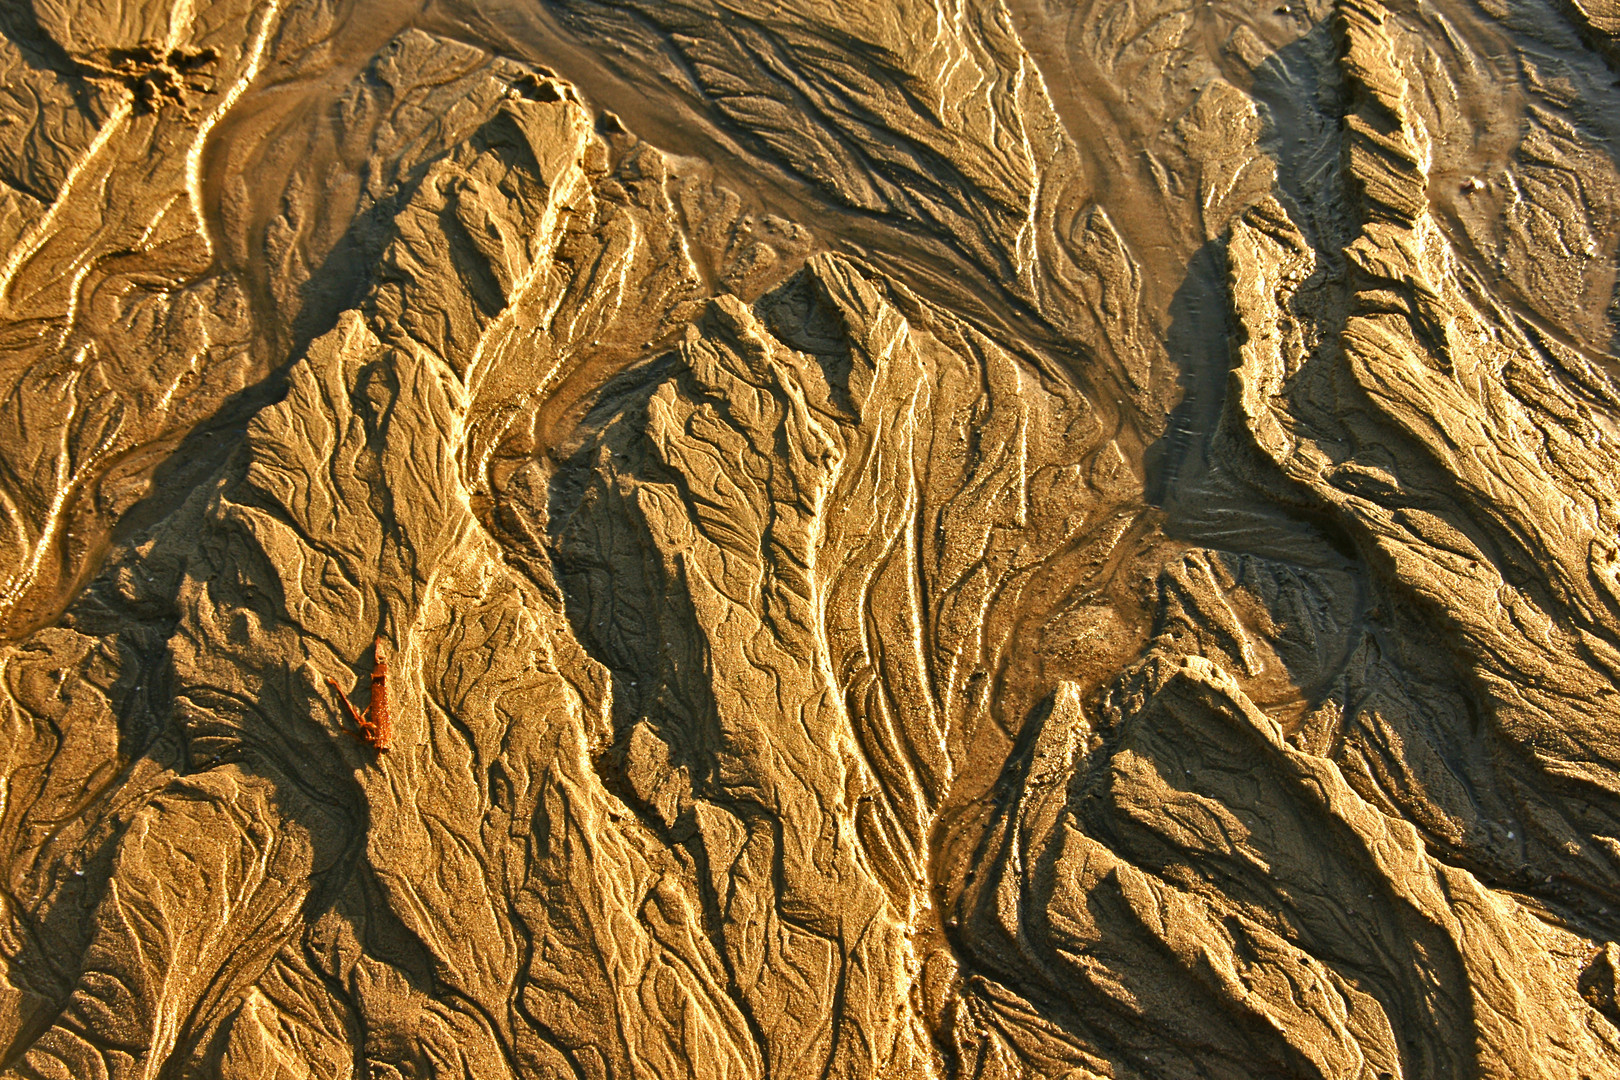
<box><xmin>0</xmin><ymin>0</ymin><xmax>1619</xmax><ymax>1076</ymax></box>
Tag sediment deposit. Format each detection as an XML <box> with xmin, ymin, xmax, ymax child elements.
<box><xmin>1</xmin><ymin>0</ymin><xmax>1618</xmax><ymax>1076</ymax></box>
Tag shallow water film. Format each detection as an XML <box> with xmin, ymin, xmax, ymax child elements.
<box><xmin>1</xmin><ymin>0</ymin><xmax>1619</xmax><ymax>1076</ymax></box>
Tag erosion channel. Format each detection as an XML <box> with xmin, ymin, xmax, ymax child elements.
<box><xmin>1</xmin><ymin>0</ymin><xmax>1619</xmax><ymax>1077</ymax></box>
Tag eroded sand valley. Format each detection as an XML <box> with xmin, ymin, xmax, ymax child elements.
<box><xmin>0</xmin><ymin>0</ymin><xmax>1619</xmax><ymax>1076</ymax></box>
